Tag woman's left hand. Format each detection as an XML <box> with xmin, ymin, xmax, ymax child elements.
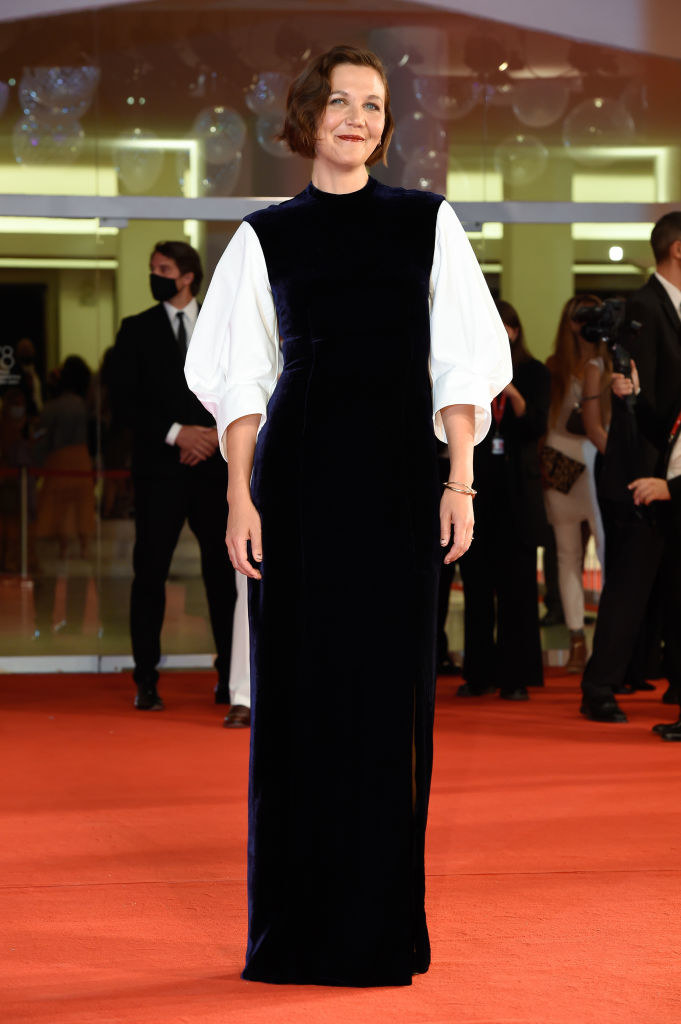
<box><xmin>440</xmin><ymin>489</ymin><xmax>475</xmax><ymax>563</ymax></box>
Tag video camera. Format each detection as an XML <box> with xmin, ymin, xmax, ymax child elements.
<box><xmin>572</xmin><ymin>298</ymin><xmax>641</xmax><ymax>381</ymax></box>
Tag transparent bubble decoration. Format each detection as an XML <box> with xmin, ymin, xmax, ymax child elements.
<box><xmin>113</xmin><ymin>127</ymin><xmax>164</xmax><ymax>193</ymax></box>
<box><xmin>256</xmin><ymin>113</ymin><xmax>292</xmax><ymax>158</ymax></box>
<box><xmin>13</xmin><ymin>113</ymin><xmax>85</xmax><ymax>165</ymax></box>
<box><xmin>192</xmin><ymin>106</ymin><xmax>246</xmax><ymax>166</ymax></box>
<box><xmin>413</xmin><ymin>76</ymin><xmax>481</xmax><ymax>122</ymax></box>
<box><xmin>201</xmin><ymin>152</ymin><xmax>243</xmax><ymax>196</ymax></box>
<box><xmin>494</xmin><ymin>134</ymin><xmax>548</xmax><ymax>188</ymax></box>
<box><xmin>401</xmin><ymin>147</ymin><xmax>447</xmax><ymax>194</ymax></box>
<box><xmin>245</xmin><ymin>72</ymin><xmax>289</xmax><ymax>115</ymax></box>
<box><xmin>19</xmin><ymin>65</ymin><xmax>99</xmax><ymax>119</ymax></box>
<box><xmin>562</xmin><ymin>97</ymin><xmax>635</xmax><ymax>166</ymax></box>
<box><xmin>394</xmin><ymin>110</ymin><xmax>447</xmax><ymax>164</ymax></box>
<box><xmin>512</xmin><ymin>78</ymin><xmax>570</xmax><ymax>128</ymax></box>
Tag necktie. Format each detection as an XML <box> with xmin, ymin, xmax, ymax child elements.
<box><xmin>176</xmin><ymin>311</ymin><xmax>187</xmax><ymax>355</ymax></box>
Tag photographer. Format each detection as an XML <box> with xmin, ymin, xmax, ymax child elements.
<box><xmin>612</xmin><ymin>362</ymin><xmax>681</xmax><ymax>740</ymax></box>
<box><xmin>580</xmin><ymin>212</ymin><xmax>681</xmax><ymax>724</ymax></box>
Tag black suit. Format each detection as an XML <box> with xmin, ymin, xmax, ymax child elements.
<box><xmin>459</xmin><ymin>357</ymin><xmax>550</xmax><ymax>693</ymax></box>
<box><xmin>582</xmin><ymin>275</ymin><xmax>681</xmax><ymax>703</ymax></box>
<box><xmin>113</xmin><ymin>302</ymin><xmax>236</xmax><ymax>687</ymax></box>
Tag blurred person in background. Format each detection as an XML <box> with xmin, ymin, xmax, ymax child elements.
<box><xmin>112</xmin><ymin>240</ymin><xmax>236</xmax><ymax>713</ymax></box>
<box><xmin>457</xmin><ymin>300</ymin><xmax>550</xmax><ymax>701</ymax></box>
<box><xmin>34</xmin><ymin>355</ymin><xmax>95</xmax><ymax>560</ymax></box>
<box><xmin>611</xmin><ymin>360</ymin><xmax>681</xmax><ymax>739</ymax></box>
<box><xmin>543</xmin><ymin>296</ymin><xmax>610</xmax><ymax>675</ymax></box>
<box><xmin>0</xmin><ymin>386</ymin><xmax>36</xmax><ymax>573</ymax></box>
<box><xmin>581</xmin><ymin>213</ymin><xmax>681</xmax><ymax>722</ymax></box>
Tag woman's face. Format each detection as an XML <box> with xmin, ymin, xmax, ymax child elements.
<box><xmin>504</xmin><ymin>323</ymin><xmax>519</xmax><ymax>345</ymax></box>
<box><xmin>315</xmin><ymin>63</ymin><xmax>386</xmax><ymax>172</ymax></box>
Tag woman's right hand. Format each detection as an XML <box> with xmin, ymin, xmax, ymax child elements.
<box><xmin>226</xmin><ymin>494</ymin><xmax>263</xmax><ymax>580</ymax></box>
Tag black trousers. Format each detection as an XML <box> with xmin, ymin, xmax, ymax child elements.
<box><xmin>459</xmin><ymin>518</ymin><xmax>544</xmax><ymax>693</ymax></box>
<box><xmin>130</xmin><ymin>471</ymin><xmax>236</xmax><ymax>685</ymax></box>
<box><xmin>581</xmin><ymin>501</ymin><xmax>666</xmax><ymax>702</ymax></box>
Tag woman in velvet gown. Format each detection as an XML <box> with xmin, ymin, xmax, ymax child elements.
<box><xmin>186</xmin><ymin>46</ymin><xmax>511</xmax><ymax>987</ymax></box>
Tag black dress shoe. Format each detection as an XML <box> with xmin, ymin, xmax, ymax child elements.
<box><xmin>134</xmin><ymin>686</ymin><xmax>164</xmax><ymax>711</ymax></box>
<box><xmin>652</xmin><ymin>718</ymin><xmax>681</xmax><ymax>735</ymax></box>
<box><xmin>223</xmin><ymin>704</ymin><xmax>250</xmax><ymax>728</ymax></box>
<box><xmin>662</xmin><ymin>684</ymin><xmax>681</xmax><ymax>705</ymax></box>
<box><xmin>456</xmin><ymin>682</ymin><xmax>496</xmax><ymax>697</ymax></box>
<box><xmin>614</xmin><ymin>680</ymin><xmax>655</xmax><ymax>694</ymax></box>
<box><xmin>214</xmin><ymin>682</ymin><xmax>230</xmax><ymax>705</ymax></box>
<box><xmin>500</xmin><ymin>687</ymin><xmax>529</xmax><ymax>701</ymax></box>
<box><xmin>659</xmin><ymin>722</ymin><xmax>681</xmax><ymax>741</ymax></box>
<box><xmin>580</xmin><ymin>698</ymin><xmax>627</xmax><ymax>723</ymax></box>
<box><xmin>437</xmin><ymin>653</ymin><xmax>461</xmax><ymax>676</ymax></box>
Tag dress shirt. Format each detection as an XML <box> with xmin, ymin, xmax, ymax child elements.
<box><xmin>654</xmin><ymin>271</ymin><xmax>681</xmax><ymax>322</ymax></box>
<box><xmin>184</xmin><ymin>202</ymin><xmax>511</xmax><ymax>460</ymax></box>
<box><xmin>163</xmin><ymin>296</ymin><xmax>199</xmax><ymax>446</ymax></box>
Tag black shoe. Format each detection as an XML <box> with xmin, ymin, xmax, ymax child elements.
<box><xmin>500</xmin><ymin>687</ymin><xmax>529</xmax><ymax>701</ymax></box>
<box><xmin>660</xmin><ymin>722</ymin><xmax>681</xmax><ymax>741</ymax></box>
<box><xmin>580</xmin><ymin>698</ymin><xmax>627</xmax><ymax>723</ymax></box>
<box><xmin>437</xmin><ymin>653</ymin><xmax>461</xmax><ymax>676</ymax></box>
<box><xmin>540</xmin><ymin>609</ymin><xmax>565</xmax><ymax>628</ymax></box>
<box><xmin>652</xmin><ymin>718</ymin><xmax>681</xmax><ymax>735</ymax></box>
<box><xmin>214</xmin><ymin>682</ymin><xmax>230</xmax><ymax>704</ymax></box>
<box><xmin>134</xmin><ymin>685</ymin><xmax>164</xmax><ymax>711</ymax></box>
<box><xmin>615</xmin><ymin>680</ymin><xmax>655</xmax><ymax>694</ymax></box>
<box><xmin>456</xmin><ymin>682</ymin><xmax>495</xmax><ymax>697</ymax></box>
<box><xmin>662</xmin><ymin>684</ymin><xmax>681</xmax><ymax>705</ymax></box>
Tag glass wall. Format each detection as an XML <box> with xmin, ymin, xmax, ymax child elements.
<box><xmin>1</xmin><ymin>0</ymin><xmax>680</xmax><ymax>667</ymax></box>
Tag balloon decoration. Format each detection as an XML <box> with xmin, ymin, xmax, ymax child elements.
<box><xmin>19</xmin><ymin>66</ymin><xmax>100</xmax><ymax>120</ymax></box>
<box><xmin>191</xmin><ymin>106</ymin><xmax>246</xmax><ymax>165</ymax></box>
<box><xmin>200</xmin><ymin>153</ymin><xmax>243</xmax><ymax>196</ymax></box>
<box><xmin>13</xmin><ymin>113</ymin><xmax>85</xmax><ymax>165</ymax></box>
<box><xmin>394</xmin><ymin>110</ymin><xmax>447</xmax><ymax>164</ymax></box>
<box><xmin>413</xmin><ymin>75</ymin><xmax>481</xmax><ymax>122</ymax></box>
<box><xmin>255</xmin><ymin>113</ymin><xmax>292</xmax><ymax>158</ymax></box>
<box><xmin>244</xmin><ymin>72</ymin><xmax>288</xmax><ymax>115</ymax></box>
<box><xmin>562</xmin><ymin>96</ymin><xmax>635</xmax><ymax>164</ymax></box>
<box><xmin>494</xmin><ymin>134</ymin><xmax>548</xmax><ymax>188</ymax></box>
<box><xmin>401</xmin><ymin>147</ymin><xmax>447</xmax><ymax>194</ymax></box>
<box><xmin>512</xmin><ymin>78</ymin><xmax>570</xmax><ymax>128</ymax></box>
<box><xmin>113</xmin><ymin>127</ymin><xmax>164</xmax><ymax>193</ymax></box>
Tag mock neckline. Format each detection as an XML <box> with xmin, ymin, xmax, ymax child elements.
<box><xmin>306</xmin><ymin>176</ymin><xmax>377</xmax><ymax>201</ymax></box>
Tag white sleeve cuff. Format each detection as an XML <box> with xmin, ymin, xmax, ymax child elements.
<box><xmin>216</xmin><ymin>385</ymin><xmax>271</xmax><ymax>460</ymax></box>
<box><xmin>432</xmin><ymin>370</ymin><xmax>493</xmax><ymax>444</ymax></box>
<box><xmin>165</xmin><ymin>422</ymin><xmax>182</xmax><ymax>445</ymax></box>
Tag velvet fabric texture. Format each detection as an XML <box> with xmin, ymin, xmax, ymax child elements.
<box><xmin>242</xmin><ymin>177</ymin><xmax>442</xmax><ymax>987</ymax></box>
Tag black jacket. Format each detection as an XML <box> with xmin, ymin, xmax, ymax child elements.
<box><xmin>112</xmin><ymin>303</ymin><xmax>225</xmax><ymax>479</ymax></box>
<box><xmin>473</xmin><ymin>357</ymin><xmax>551</xmax><ymax>545</ymax></box>
<box><xmin>599</xmin><ymin>275</ymin><xmax>681</xmax><ymax>504</ymax></box>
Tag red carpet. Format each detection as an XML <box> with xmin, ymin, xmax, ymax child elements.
<box><xmin>1</xmin><ymin>671</ymin><xmax>680</xmax><ymax>1024</ymax></box>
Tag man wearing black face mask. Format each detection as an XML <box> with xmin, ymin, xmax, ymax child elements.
<box><xmin>112</xmin><ymin>240</ymin><xmax>237</xmax><ymax>714</ymax></box>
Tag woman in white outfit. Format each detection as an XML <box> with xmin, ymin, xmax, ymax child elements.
<box><xmin>544</xmin><ymin>296</ymin><xmax>610</xmax><ymax>672</ymax></box>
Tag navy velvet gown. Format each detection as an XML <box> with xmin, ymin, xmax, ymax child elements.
<box><xmin>243</xmin><ymin>178</ymin><xmax>441</xmax><ymax>986</ymax></box>
<box><xmin>186</xmin><ymin>174</ymin><xmax>510</xmax><ymax>988</ymax></box>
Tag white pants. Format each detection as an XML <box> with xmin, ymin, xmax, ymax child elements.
<box><xmin>228</xmin><ymin>571</ymin><xmax>251</xmax><ymax>708</ymax></box>
<box><xmin>544</xmin><ymin>462</ymin><xmax>604</xmax><ymax>633</ymax></box>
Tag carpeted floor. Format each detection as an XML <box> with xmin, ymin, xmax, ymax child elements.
<box><xmin>1</xmin><ymin>671</ymin><xmax>680</xmax><ymax>1024</ymax></box>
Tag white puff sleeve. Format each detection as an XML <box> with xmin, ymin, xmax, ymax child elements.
<box><xmin>429</xmin><ymin>201</ymin><xmax>512</xmax><ymax>444</ymax></box>
<box><xmin>185</xmin><ymin>221</ymin><xmax>279</xmax><ymax>460</ymax></box>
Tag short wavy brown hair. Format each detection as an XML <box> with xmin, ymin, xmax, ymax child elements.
<box><xmin>281</xmin><ymin>45</ymin><xmax>394</xmax><ymax>167</ymax></box>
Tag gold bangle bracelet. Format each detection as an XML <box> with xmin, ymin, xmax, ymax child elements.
<box><xmin>443</xmin><ymin>482</ymin><xmax>477</xmax><ymax>497</ymax></box>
